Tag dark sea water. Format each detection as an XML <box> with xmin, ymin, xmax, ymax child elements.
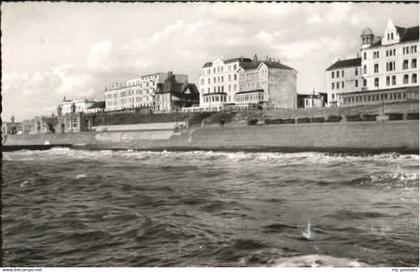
<box><xmin>2</xmin><ymin>148</ymin><xmax>419</xmax><ymax>267</ymax></box>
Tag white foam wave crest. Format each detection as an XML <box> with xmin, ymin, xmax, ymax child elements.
<box><xmin>4</xmin><ymin>148</ymin><xmax>419</xmax><ymax>166</ymax></box>
<box><xmin>272</xmin><ymin>254</ymin><xmax>368</xmax><ymax>267</ymax></box>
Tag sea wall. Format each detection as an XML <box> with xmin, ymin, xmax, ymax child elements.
<box><xmin>4</xmin><ymin>120</ymin><xmax>419</xmax><ymax>153</ymax></box>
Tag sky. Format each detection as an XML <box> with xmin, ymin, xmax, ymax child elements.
<box><xmin>1</xmin><ymin>2</ymin><xmax>419</xmax><ymax>121</ymax></box>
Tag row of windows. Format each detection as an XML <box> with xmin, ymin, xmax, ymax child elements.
<box><xmin>373</xmin><ymin>73</ymin><xmax>417</xmax><ymax>87</ymax></box>
<box><xmin>201</xmin><ymin>74</ymin><xmax>238</xmax><ymax>85</ymax></box>
<box><xmin>331</xmin><ymin>81</ymin><xmax>344</xmax><ymax>90</ymax></box>
<box><xmin>363</xmin><ymin>45</ymin><xmax>417</xmax><ymax>60</ymax></box>
<box><xmin>403</xmin><ymin>45</ymin><xmax>418</xmax><ymax>55</ymax></box>
<box><xmin>203</xmin><ymin>95</ymin><xmax>227</xmax><ymax>103</ymax></box>
<box><xmin>331</xmin><ymin>70</ymin><xmax>345</xmax><ymax>79</ymax></box>
<box><xmin>235</xmin><ymin>93</ymin><xmax>264</xmax><ymax>102</ymax></box>
<box><xmin>204</xmin><ymin>64</ymin><xmax>238</xmax><ymax>75</ymax></box>
<box><xmin>367</xmin><ymin>58</ymin><xmax>417</xmax><ymax>74</ymax></box>
<box><xmin>342</xmin><ymin>91</ymin><xmax>417</xmax><ymax>105</ymax></box>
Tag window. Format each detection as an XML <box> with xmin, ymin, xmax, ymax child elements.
<box><xmin>374</xmin><ymin>78</ymin><xmax>379</xmax><ymax>87</ymax></box>
<box><xmin>403</xmin><ymin>74</ymin><xmax>409</xmax><ymax>84</ymax></box>
<box><xmin>332</xmin><ymin>93</ymin><xmax>335</xmax><ymax>99</ymax></box>
<box><xmin>412</xmin><ymin>73</ymin><xmax>418</xmax><ymax>84</ymax></box>
<box><xmin>412</xmin><ymin>59</ymin><xmax>417</xmax><ymax>69</ymax></box>
<box><xmin>363</xmin><ymin>52</ymin><xmax>367</xmax><ymax>60</ymax></box>
<box><xmin>363</xmin><ymin>79</ymin><xmax>367</xmax><ymax>87</ymax></box>
<box><xmin>374</xmin><ymin>64</ymin><xmax>379</xmax><ymax>73</ymax></box>
<box><xmin>393</xmin><ymin>49</ymin><xmax>396</xmax><ymax>56</ymax></box>
<box><xmin>342</xmin><ymin>81</ymin><xmax>344</xmax><ymax>88</ymax></box>
<box><xmin>342</xmin><ymin>70</ymin><xmax>344</xmax><ymax>77</ymax></box>
<box><xmin>331</xmin><ymin>83</ymin><xmax>335</xmax><ymax>90</ymax></box>
<box><xmin>386</xmin><ymin>76</ymin><xmax>390</xmax><ymax>86</ymax></box>
<box><xmin>355</xmin><ymin>68</ymin><xmax>358</xmax><ymax>76</ymax></box>
<box><xmin>363</xmin><ymin>65</ymin><xmax>367</xmax><ymax>74</ymax></box>
<box><xmin>355</xmin><ymin>80</ymin><xmax>358</xmax><ymax>88</ymax></box>
<box><xmin>403</xmin><ymin>60</ymin><xmax>409</xmax><ymax>69</ymax></box>
<box><xmin>392</xmin><ymin>75</ymin><xmax>396</xmax><ymax>85</ymax></box>
<box><xmin>336</xmin><ymin>71</ymin><xmax>339</xmax><ymax>78</ymax></box>
<box><xmin>332</xmin><ymin>71</ymin><xmax>335</xmax><ymax>78</ymax></box>
<box><xmin>391</xmin><ymin>33</ymin><xmax>394</xmax><ymax>40</ymax></box>
<box><xmin>233</xmin><ymin>64</ymin><xmax>237</xmax><ymax>70</ymax></box>
<box><xmin>234</xmin><ymin>74</ymin><xmax>237</xmax><ymax>80</ymax></box>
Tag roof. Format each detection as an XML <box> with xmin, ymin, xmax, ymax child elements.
<box><xmin>369</xmin><ymin>25</ymin><xmax>419</xmax><ymax>48</ymax></box>
<box><xmin>87</xmin><ymin>101</ymin><xmax>105</xmax><ymax>109</ymax></box>
<box><xmin>361</xmin><ymin>27</ymin><xmax>373</xmax><ymax>36</ymax></box>
<box><xmin>396</xmin><ymin>25</ymin><xmax>419</xmax><ymax>42</ymax></box>
<box><xmin>235</xmin><ymin>89</ymin><xmax>265</xmax><ymax>95</ymax></box>
<box><xmin>155</xmin><ymin>76</ymin><xmax>199</xmax><ymax>99</ymax></box>
<box><xmin>239</xmin><ymin>60</ymin><xmax>295</xmax><ymax>71</ymax></box>
<box><xmin>326</xmin><ymin>57</ymin><xmax>361</xmax><ymax>71</ymax></box>
<box><xmin>202</xmin><ymin>57</ymin><xmax>252</xmax><ymax>68</ymax></box>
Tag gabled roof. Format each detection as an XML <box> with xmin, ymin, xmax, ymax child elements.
<box><xmin>202</xmin><ymin>57</ymin><xmax>253</xmax><ymax>68</ymax></box>
<box><xmin>396</xmin><ymin>25</ymin><xmax>419</xmax><ymax>42</ymax></box>
<box><xmin>370</xmin><ymin>25</ymin><xmax>419</xmax><ymax>48</ymax></box>
<box><xmin>326</xmin><ymin>57</ymin><xmax>361</xmax><ymax>71</ymax></box>
<box><xmin>239</xmin><ymin>60</ymin><xmax>295</xmax><ymax>71</ymax></box>
<box><xmin>87</xmin><ymin>101</ymin><xmax>105</xmax><ymax>109</ymax></box>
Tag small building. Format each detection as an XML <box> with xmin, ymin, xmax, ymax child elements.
<box><xmin>297</xmin><ymin>92</ymin><xmax>327</xmax><ymax>108</ymax></box>
<box><xmin>154</xmin><ymin>73</ymin><xmax>199</xmax><ymax>113</ymax></box>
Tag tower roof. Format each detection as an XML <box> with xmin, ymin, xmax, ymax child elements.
<box><xmin>361</xmin><ymin>27</ymin><xmax>373</xmax><ymax>36</ymax></box>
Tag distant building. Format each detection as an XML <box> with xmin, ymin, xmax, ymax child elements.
<box><xmin>86</xmin><ymin>101</ymin><xmax>105</xmax><ymax>114</ymax></box>
<box><xmin>360</xmin><ymin>19</ymin><xmax>419</xmax><ymax>91</ymax></box>
<box><xmin>325</xmin><ymin>57</ymin><xmax>362</xmax><ymax>107</ymax></box>
<box><xmin>198</xmin><ymin>55</ymin><xmax>297</xmax><ymax>111</ymax></box>
<box><xmin>154</xmin><ymin>73</ymin><xmax>199</xmax><ymax>113</ymax></box>
<box><xmin>104</xmin><ymin>72</ymin><xmax>188</xmax><ymax>111</ymax></box>
<box><xmin>32</xmin><ymin>116</ymin><xmax>57</xmax><ymax>134</ymax></box>
<box><xmin>297</xmin><ymin>92</ymin><xmax>327</xmax><ymax>108</ymax></box>
<box><xmin>1</xmin><ymin>117</ymin><xmax>22</xmax><ymax>136</ymax></box>
<box><xmin>60</xmin><ymin>97</ymin><xmax>96</xmax><ymax>114</ymax></box>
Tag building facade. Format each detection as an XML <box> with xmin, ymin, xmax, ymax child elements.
<box><xmin>154</xmin><ymin>74</ymin><xmax>199</xmax><ymax>113</ymax></box>
<box><xmin>198</xmin><ymin>55</ymin><xmax>297</xmax><ymax>111</ymax></box>
<box><xmin>104</xmin><ymin>72</ymin><xmax>188</xmax><ymax>111</ymax></box>
<box><xmin>325</xmin><ymin>57</ymin><xmax>362</xmax><ymax>107</ymax></box>
<box><xmin>360</xmin><ymin>19</ymin><xmax>418</xmax><ymax>91</ymax></box>
<box><xmin>60</xmin><ymin>98</ymin><xmax>96</xmax><ymax>114</ymax></box>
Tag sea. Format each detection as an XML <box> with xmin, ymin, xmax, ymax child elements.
<box><xmin>1</xmin><ymin>148</ymin><xmax>419</xmax><ymax>267</ymax></box>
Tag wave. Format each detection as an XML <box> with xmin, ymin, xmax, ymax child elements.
<box><xmin>5</xmin><ymin>148</ymin><xmax>419</xmax><ymax>164</ymax></box>
<box><xmin>272</xmin><ymin>254</ymin><xmax>368</xmax><ymax>267</ymax></box>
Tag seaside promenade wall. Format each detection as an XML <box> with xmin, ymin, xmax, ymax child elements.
<box><xmin>4</xmin><ymin>120</ymin><xmax>419</xmax><ymax>153</ymax></box>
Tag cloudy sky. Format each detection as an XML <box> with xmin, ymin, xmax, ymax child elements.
<box><xmin>2</xmin><ymin>2</ymin><xmax>418</xmax><ymax>121</ymax></box>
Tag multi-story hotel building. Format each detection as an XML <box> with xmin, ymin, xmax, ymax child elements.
<box><xmin>325</xmin><ymin>57</ymin><xmax>362</xmax><ymax>107</ymax></box>
<box><xmin>360</xmin><ymin>19</ymin><xmax>418</xmax><ymax>91</ymax></box>
<box><xmin>326</xmin><ymin>19</ymin><xmax>419</xmax><ymax>107</ymax></box>
<box><xmin>104</xmin><ymin>72</ymin><xmax>188</xmax><ymax>111</ymax></box>
<box><xmin>198</xmin><ymin>55</ymin><xmax>297</xmax><ymax>111</ymax></box>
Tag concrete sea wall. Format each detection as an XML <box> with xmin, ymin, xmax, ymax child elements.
<box><xmin>4</xmin><ymin>120</ymin><xmax>419</xmax><ymax>153</ymax></box>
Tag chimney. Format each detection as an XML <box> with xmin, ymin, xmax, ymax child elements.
<box><xmin>254</xmin><ymin>54</ymin><xmax>258</xmax><ymax>61</ymax></box>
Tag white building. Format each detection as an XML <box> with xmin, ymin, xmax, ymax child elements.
<box><xmin>360</xmin><ymin>19</ymin><xmax>418</xmax><ymax>91</ymax></box>
<box><xmin>104</xmin><ymin>72</ymin><xmax>188</xmax><ymax>111</ymax></box>
<box><xmin>325</xmin><ymin>57</ymin><xmax>362</xmax><ymax>107</ymax></box>
<box><xmin>198</xmin><ymin>55</ymin><xmax>297</xmax><ymax>111</ymax></box>
<box><xmin>59</xmin><ymin>98</ymin><xmax>96</xmax><ymax>114</ymax></box>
